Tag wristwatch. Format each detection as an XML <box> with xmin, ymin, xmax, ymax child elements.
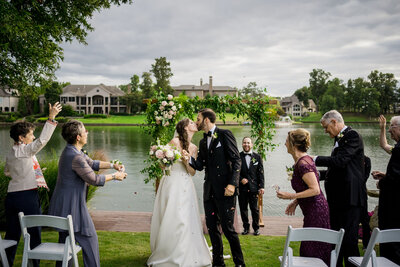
<box><xmin>110</xmin><ymin>163</ymin><xmax>114</xmax><ymax>169</ymax></box>
<box><xmin>112</xmin><ymin>173</ymin><xmax>116</xmax><ymax>180</ymax></box>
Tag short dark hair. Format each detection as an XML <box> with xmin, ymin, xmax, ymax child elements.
<box><xmin>199</xmin><ymin>108</ymin><xmax>216</xmax><ymax>123</ymax></box>
<box><xmin>62</xmin><ymin>120</ymin><xmax>84</xmax><ymax>144</ymax></box>
<box><xmin>242</xmin><ymin>136</ymin><xmax>252</xmax><ymax>143</ymax></box>
<box><xmin>10</xmin><ymin>122</ymin><xmax>35</xmax><ymax>142</ymax></box>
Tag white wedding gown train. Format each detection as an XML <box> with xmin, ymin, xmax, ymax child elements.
<box><xmin>147</xmin><ymin>162</ymin><xmax>212</xmax><ymax>267</ymax></box>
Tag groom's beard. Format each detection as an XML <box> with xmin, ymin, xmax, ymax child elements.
<box><xmin>198</xmin><ymin>120</ymin><xmax>205</xmax><ymax>131</ymax></box>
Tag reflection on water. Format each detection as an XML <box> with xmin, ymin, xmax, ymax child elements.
<box><xmin>0</xmin><ymin>123</ymin><xmax>390</xmax><ymax>216</ymax></box>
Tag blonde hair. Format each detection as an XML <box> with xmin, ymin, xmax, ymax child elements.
<box><xmin>288</xmin><ymin>128</ymin><xmax>311</xmax><ymax>152</ymax></box>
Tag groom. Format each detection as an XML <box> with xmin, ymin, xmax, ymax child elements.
<box><xmin>185</xmin><ymin>108</ymin><xmax>245</xmax><ymax>267</ymax></box>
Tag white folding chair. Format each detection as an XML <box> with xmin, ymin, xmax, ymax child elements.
<box><xmin>349</xmin><ymin>228</ymin><xmax>400</xmax><ymax>267</ymax></box>
<box><xmin>18</xmin><ymin>212</ymin><xmax>82</xmax><ymax>267</ymax></box>
<box><xmin>0</xmin><ymin>235</ymin><xmax>17</xmax><ymax>267</ymax></box>
<box><xmin>279</xmin><ymin>225</ymin><xmax>345</xmax><ymax>267</ymax></box>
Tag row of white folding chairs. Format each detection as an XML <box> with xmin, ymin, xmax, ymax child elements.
<box><xmin>280</xmin><ymin>226</ymin><xmax>400</xmax><ymax>267</ymax></box>
<box><xmin>0</xmin><ymin>212</ymin><xmax>81</xmax><ymax>267</ymax></box>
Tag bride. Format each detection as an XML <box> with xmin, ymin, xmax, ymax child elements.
<box><xmin>147</xmin><ymin>118</ymin><xmax>212</xmax><ymax>267</ymax></box>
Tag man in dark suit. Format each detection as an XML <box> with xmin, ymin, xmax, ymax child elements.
<box><xmin>239</xmin><ymin>137</ymin><xmax>264</xmax><ymax>236</ymax></box>
<box><xmin>314</xmin><ymin>110</ymin><xmax>366</xmax><ymax>267</ymax></box>
<box><xmin>371</xmin><ymin>115</ymin><xmax>400</xmax><ymax>264</ymax></box>
<box><xmin>185</xmin><ymin>108</ymin><xmax>245</xmax><ymax>267</ymax></box>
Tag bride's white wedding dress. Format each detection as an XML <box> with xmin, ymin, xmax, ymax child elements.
<box><xmin>147</xmin><ymin>161</ymin><xmax>212</xmax><ymax>267</ymax></box>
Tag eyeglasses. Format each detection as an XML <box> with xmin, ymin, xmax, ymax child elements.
<box><xmin>389</xmin><ymin>124</ymin><xmax>399</xmax><ymax>130</ymax></box>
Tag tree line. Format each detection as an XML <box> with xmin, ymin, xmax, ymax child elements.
<box><xmin>295</xmin><ymin>69</ymin><xmax>399</xmax><ymax>116</ymax></box>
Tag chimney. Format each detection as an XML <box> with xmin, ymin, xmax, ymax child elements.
<box><xmin>209</xmin><ymin>76</ymin><xmax>213</xmax><ymax>96</ymax></box>
<box><xmin>200</xmin><ymin>78</ymin><xmax>203</xmax><ymax>86</ymax></box>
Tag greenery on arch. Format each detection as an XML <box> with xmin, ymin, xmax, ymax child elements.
<box><xmin>141</xmin><ymin>91</ymin><xmax>278</xmax><ymax>184</ymax></box>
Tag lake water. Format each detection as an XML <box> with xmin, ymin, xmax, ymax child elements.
<box><xmin>0</xmin><ymin>123</ymin><xmax>390</xmax><ymax>217</ymax></box>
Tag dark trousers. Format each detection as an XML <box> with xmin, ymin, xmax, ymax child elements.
<box><xmin>238</xmin><ymin>191</ymin><xmax>259</xmax><ymax>231</ymax></box>
<box><xmin>5</xmin><ymin>190</ymin><xmax>41</xmax><ymax>267</ymax></box>
<box><xmin>330</xmin><ymin>205</ymin><xmax>361</xmax><ymax>267</ymax></box>
<box><xmin>57</xmin><ymin>231</ymin><xmax>100</xmax><ymax>267</ymax></box>
<box><xmin>204</xmin><ymin>195</ymin><xmax>245</xmax><ymax>266</ymax></box>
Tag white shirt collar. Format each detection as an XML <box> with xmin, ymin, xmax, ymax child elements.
<box><xmin>209</xmin><ymin>125</ymin><xmax>216</xmax><ymax>134</ymax></box>
<box><xmin>339</xmin><ymin>126</ymin><xmax>348</xmax><ymax>134</ymax></box>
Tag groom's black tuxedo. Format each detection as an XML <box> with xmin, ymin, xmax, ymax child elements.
<box><xmin>315</xmin><ymin>126</ymin><xmax>366</xmax><ymax>267</ymax></box>
<box><xmin>190</xmin><ymin>126</ymin><xmax>245</xmax><ymax>266</ymax></box>
<box><xmin>191</xmin><ymin>127</ymin><xmax>242</xmax><ymax>201</ymax></box>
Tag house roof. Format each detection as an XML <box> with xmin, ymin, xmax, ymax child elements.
<box><xmin>280</xmin><ymin>94</ymin><xmax>316</xmax><ymax>109</ymax></box>
<box><xmin>280</xmin><ymin>95</ymin><xmax>300</xmax><ymax>106</ymax></box>
<box><xmin>173</xmin><ymin>83</ymin><xmax>236</xmax><ymax>91</ymax></box>
<box><xmin>0</xmin><ymin>86</ymin><xmax>18</xmax><ymax>97</ymax></box>
<box><xmin>61</xmin><ymin>84</ymin><xmax>125</xmax><ymax>96</ymax></box>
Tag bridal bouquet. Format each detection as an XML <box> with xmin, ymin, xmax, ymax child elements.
<box><xmin>149</xmin><ymin>142</ymin><xmax>181</xmax><ymax>176</ymax></box>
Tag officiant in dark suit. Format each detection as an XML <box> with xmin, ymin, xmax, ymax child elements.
<box><xmin>239</xmin><ymin>137</ymin><xmax>264</xmax><ymax>236</ymax></box>
<box><xmin>184</xmin><ymin>108</ymin><xmax>245</xmax><ymax>267</ymax></box>
<box><xmin>314</xmin><ymin>110</ymin><xmax>366</xmax><ymax>267</ymax></box>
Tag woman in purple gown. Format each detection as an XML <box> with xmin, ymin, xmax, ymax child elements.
<box><xmin>277</xmin><ymin>128</ymin><xmax>331</xmax><ymax>265</ymax></box>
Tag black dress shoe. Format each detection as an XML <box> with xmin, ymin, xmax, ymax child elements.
<box><xmin>235</xmin><ymin>265</ymin><xmax>245</xmax><ymax>267</ymax></box>
<box><xmin>241</xmin><ymin>229</ymin><xmax>249</xmax><ymax>235</ymax></box>
<box><xmin>253</xmin><ymin>229</ymin><xmax>260</xmax><ymax>236</ymax></box>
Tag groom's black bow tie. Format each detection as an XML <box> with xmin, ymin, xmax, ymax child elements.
<box><xmin>204</xmin><ymin>131</ymin><xmax>212</xmax><ymax>138</ymax></box>
<box><xmin>244</xmin><ymin>152</ymin><xmax>252</xmax><ymax>156</ymax></box>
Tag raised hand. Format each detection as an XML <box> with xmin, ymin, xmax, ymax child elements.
<box><xmin>379</xmin><ymin>115</ymin><xmax>386</xmax><ymax>130</ymax></box>
<box><xmin>49</xmin><ymin>102</ymin><xmax>62</xmax><ymax>120</ymax></box>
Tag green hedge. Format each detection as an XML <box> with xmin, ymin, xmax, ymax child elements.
<box><xmin>83</xmin><ymin>114</ymin><xmax>108</xmax><ymax>119</ymax></box>
<box><xmin>0</xmin><ymin>150</ymin><xmax>105</xmax><ymax>229</ymax></box>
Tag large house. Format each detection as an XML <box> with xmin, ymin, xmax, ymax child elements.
<box><xmin>0</xmin><ymin>87</ymin><xmax>19</xmax><ymax>113</ymax></box>
<box><xmin>280</xmin><ymin>94</ymin><xmax>316</xmax><ymax>117</ymax></box>
<box><xmin>59</xmin><ymin>84</ymin><xmax>126</xmax><ymax>114</ymax></box>
<box><xmin>172</xmin><ymin>76</ymin><xmax>238</xmax><ymax>98</ymax></box>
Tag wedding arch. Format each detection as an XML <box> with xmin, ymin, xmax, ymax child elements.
<box><xmin>141</xmin><ymin>92</ymin><xmax>278</xmax><ymax>185</ymax></box>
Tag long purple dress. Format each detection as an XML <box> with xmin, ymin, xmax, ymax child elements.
<box><xmin>291</xmin><ymin>155</ymin><xmax>331</xmax><ymax>265</ymax></box>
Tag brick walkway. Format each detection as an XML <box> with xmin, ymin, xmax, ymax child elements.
<box><xmin>91</xmin><ymin>210</ymin><xmax>303</xmax><ymax>236</ymax></box>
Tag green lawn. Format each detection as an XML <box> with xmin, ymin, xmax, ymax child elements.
<box><xmin>74</xmin><ymin>113</ymin><xmax>248</xmax><ymax>125</ymax></box>
<box><xmin>9</xmin><ymin>231</ymin><xmax>295</xmax><ymax>266</ymax></box>
<box><xmin>76</xmin><ymin>115</ymin><xmax>147</xmax><ymax>124</ymax></box>
<box><xmin>296</xmin><ymin>112</ymin><xmax>388</xmax><ymax>123</ymax></box>
<box><xmin>7</xmin><ymin>231</ymin><xmax>369</xmax><ymax>267</ymax></box>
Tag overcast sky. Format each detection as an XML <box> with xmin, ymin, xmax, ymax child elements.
<box><xmin>55</xmin><ymin>0</ymin><xmax>400</xmax><ymax>97</ymax></box>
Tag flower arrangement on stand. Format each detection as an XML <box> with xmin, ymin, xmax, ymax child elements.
<box><xmin>145</xmin><ymin>92</ymin><xmax>183</xmax><ymax>144</ymax></box>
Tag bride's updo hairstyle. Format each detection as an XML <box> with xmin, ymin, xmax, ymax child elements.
<box><xmin>288</xmin><ymin>128</ymin><xmax>311</xmax><ymax>152</ymax></box>
<box><xmin>176</xmin><ymin>118</ymin><xmax>190</xmax><ymax>151</ymax></box>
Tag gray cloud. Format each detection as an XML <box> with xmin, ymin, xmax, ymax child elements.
<box><xmin>55</xmin><ymin>0</ymin><xmax>400</xmax><ymax>96</ymax></box>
